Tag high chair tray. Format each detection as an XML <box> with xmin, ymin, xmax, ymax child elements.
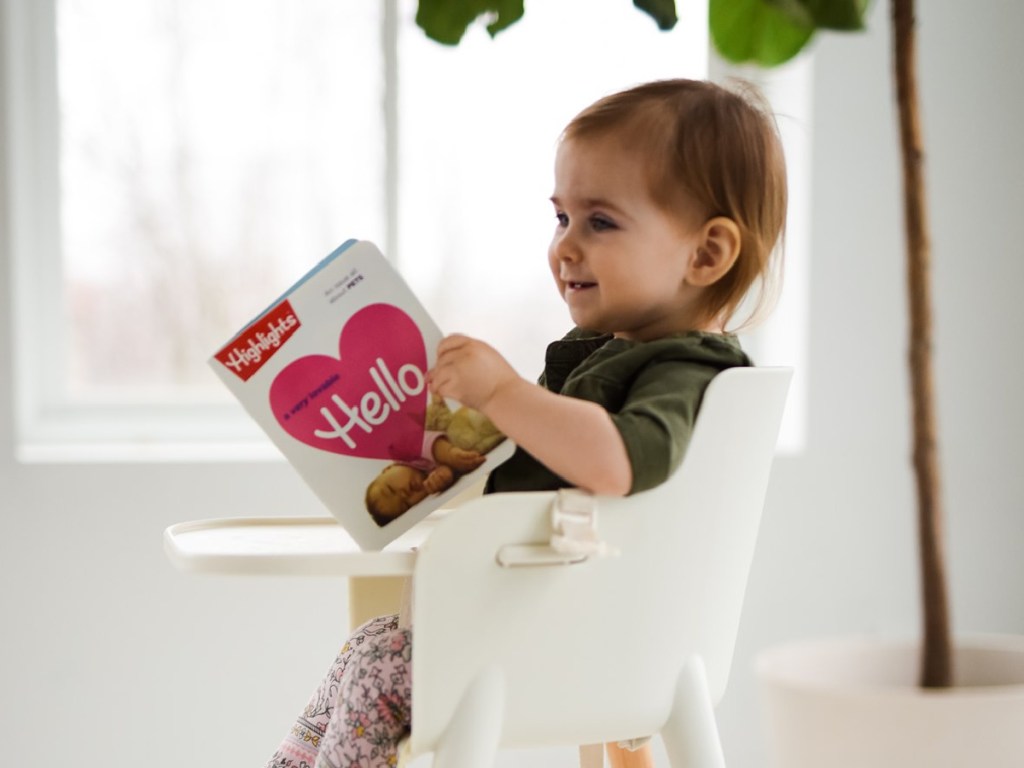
<box><xmin>163</xmin><ymin>515</ymin><xmax>433</xmax><ymax>577</ymax></box>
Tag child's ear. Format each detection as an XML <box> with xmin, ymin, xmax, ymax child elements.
<box><xmin>686</xmin><ymin>216</ymin><xmax>741</xmax><ymax>287</ymax></box>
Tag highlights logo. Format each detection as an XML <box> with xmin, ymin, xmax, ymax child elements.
<box><xmin>215</xmin><ymin>300</ymin><xmax>301</xmax><ymax>381</ymax></box>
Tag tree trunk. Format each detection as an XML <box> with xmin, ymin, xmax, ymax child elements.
<box><xmin>891</xmin><ymin>0</ymin><xmax>953</xmax><ymax>688</ymax></box>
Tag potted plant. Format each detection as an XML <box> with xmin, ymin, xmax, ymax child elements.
<box><xmin>701</xmin><ymin>1</ymin><xmax>1024</xmax><ymax>765</ymax></box>
<box><xmin>415</xmin><ymin>0</ymin><xmax>1024</xmax><ymax>764</ymax></box>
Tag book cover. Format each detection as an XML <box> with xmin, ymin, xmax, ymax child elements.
<box><xmin>210</xmin><ymin>239</ymin><xmax>513</xmax><ymax>550</ymax></box>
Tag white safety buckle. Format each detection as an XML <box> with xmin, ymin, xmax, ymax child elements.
<box><xmin>549</xmin><ymin>488</ymin><xmax>617</xmax><ymax>558</ymax></box>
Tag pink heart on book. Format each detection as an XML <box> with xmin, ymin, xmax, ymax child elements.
<box><xmin>270</xmin><ymin>303</ymin><xmax>429</xmax><ymax>460</ymax></box>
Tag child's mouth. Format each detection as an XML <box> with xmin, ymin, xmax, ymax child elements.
<box><xmin>567</xmin><ymin>281</ymin><xmax>596</xmax><ymax>290</ymax></box>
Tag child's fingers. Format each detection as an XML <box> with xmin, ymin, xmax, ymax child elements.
<box><xmin>427</xmin><ymin>361</ymin><xmax>452</xmax><ymax>393</ymax></box>
<box><xmin>462</xmin><ymin>453</ymin><xmax>486</xmax><ymax>472</ymax></box>
<box><xmin>428</xmin><ymin>370</ymin><xmax>462</xmax><ymax>403</ymax></box>
<box><xmin>424</xmin><ymin>466</ymin><xmax>453</xmax><ymax>493</ymax></box>
<box><xmin>436</xmin><ymin>333</ymin><xmax>472</xmax><ymax>357</ymax></box>
<box><xmin>430</xmin><ymin>336</ymin><xmax>476</xmax><ymax>392</ymax></box>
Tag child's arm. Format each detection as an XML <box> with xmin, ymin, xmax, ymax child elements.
<box><xmin>429</xmin><ymin>334</ymin><xmax>632</xmax><ymax>496</ymax></box>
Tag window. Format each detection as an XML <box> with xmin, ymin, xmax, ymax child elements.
<box><xmin>5</xmin><ymin>0</ymin><xmax>805</xmax><ymax>460</ymax></box>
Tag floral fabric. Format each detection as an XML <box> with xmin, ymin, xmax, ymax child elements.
<box><xmin>266</xmin><ymin>614</ymin><xmax>412</xmax><ymax>768</ymax></box>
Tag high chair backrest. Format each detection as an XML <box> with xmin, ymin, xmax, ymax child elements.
<box><xmin>406</xmin><ymin>366</ymin><xmax>792</xmax><ymax>760</ymax></box>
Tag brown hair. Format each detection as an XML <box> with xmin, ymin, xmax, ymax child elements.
<box><xmin>562</xmin><ymin>78</ymin><xmax>787</xmax><ymax>329</ymax></box>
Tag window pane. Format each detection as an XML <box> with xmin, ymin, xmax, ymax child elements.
<box><xmin>57</xmin><ymin>0</ymin><xmax>385</xmax><ymax>402</ymax></box>
<box><xmin>53</xmin><ymin>0</ymin><xmax>708</xmax><ymax>411</ymax></box>
<box><xmin>397</xmin><ymin>0</ymin><xmax>708</xmax><ymax>377</ymax></box>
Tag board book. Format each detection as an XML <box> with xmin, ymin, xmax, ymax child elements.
<box><xmin>210</xmin><ymin>239</ymin><xmax>513</xmax><ymax>550</ymax></box>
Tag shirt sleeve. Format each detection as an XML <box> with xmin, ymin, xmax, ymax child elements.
<box><xmin>608</xmin><ymin>360</ymin><xmax>720</xmax><ymax>494</ymax></box>
<box><xmin>388</xmin><ymin>430</ymin><xmax>444</xmax><ymax>472</ymax></box>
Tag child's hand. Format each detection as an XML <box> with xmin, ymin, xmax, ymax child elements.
<box><xmin>429</xmin><ymin>334</ymin><xmax>520</xmax><ymax>413</ymax></box>
<box><xmin>431</xmin><ymin>437</ymin><xmax>486</xmax><ymax>473</ymax></box>
<box><xmin>422</xmin><ymin>465</ymin><xmax>454</xmax><ymax>495</ymax></box>
<box><xmin>431</xmin><ymin>335</ymin><xmax>631</xmax><ymax>496</ymax></box>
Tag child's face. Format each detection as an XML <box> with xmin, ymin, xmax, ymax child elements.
<box><xmin>549</xmin><ymin>135</ymin><xmax>708</xmax><ymax>340</ymax></box>
<box><xmin>369</xmin><ymin>464</ymin><xmax>428</xmax><ymax>520</ymax></box>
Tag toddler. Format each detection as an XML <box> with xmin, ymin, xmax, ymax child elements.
<box><xmin>266</xmin><ymin>77</ymin><xmax>787</xmax><ymax>768</ymax></box>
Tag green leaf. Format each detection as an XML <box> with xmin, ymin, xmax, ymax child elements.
<box><xmin>416</xmin><ymin>0</ymin><xmax>525</xmax><ymax>46</ymax></box>
<box><xmin>800</xmin><ymin>0</ymin><xmax>870</xmax><ymax>30</ymax></box>
<box><xmin>709</xmin><ymin>0</ymin><xmax>815</xmax><ymax>67</ymax></box>
<box><xmin>764</xmin><ymin>0</ymin><xmax>814</xmax><ymax>27</ymax></box>
<box><xmin>483</xmin><ymin>0</ymin><xmax>525</xmax><ymax>37</ymax></box>
<box><xmin>634</xmin><ymin>0</ymin><xmax>679</xmax><ymax>31</ymax></box>
<box><xmin>766</xmin><ymin>0</ymin><xmax>870</xmax><ymax>31</ymax></box>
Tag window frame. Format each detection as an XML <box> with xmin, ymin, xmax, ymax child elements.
<box><xmin>6</xmin><ymin>0</ymin><xmax>69</xmax><ymax>456</ymax></box>
<box><xmin>5</xmin><ymin>0</ymin><xmax>401</xmax><ymax>461</ymax></box>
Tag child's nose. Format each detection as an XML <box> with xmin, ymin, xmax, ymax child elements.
<box><xmin>553</xmin><ymin>232</ymin><xmax>582</xmax><ymax>262</ymax></box>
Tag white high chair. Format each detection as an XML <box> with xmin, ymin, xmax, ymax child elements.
<box><xmin>165</xmin><ymin>366</ymin><xmax>791</xmax><ymax>768</ymax></box>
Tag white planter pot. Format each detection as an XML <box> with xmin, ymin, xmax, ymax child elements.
<box><xmin>756</xmin><ymin>635</ymin><xmax>1024</xmax><ymax>768</ymax></box>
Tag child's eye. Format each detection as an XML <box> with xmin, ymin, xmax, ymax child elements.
<box><xmin>554</xmin><ymin>212</ymin><xmax>569</xmax><ymax>227</ymax></box>
<box><xmin>589</xmin><ymin>214</ymin><xmax>617</xmax><ymax>231</ymax></box>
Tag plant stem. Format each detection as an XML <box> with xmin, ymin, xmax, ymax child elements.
<box><xmin>892</xmin><ymin>0</ymin><xmax>953</xmax><ymax>688</ymax></box>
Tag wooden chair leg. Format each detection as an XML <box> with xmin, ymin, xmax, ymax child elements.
<box><xmin>579</xmin><ymin>743</ymin><xmax>604</xmax><ymax>768</ymax></box>
<box><xmin>347</xmin><ymin>575</ymin><xmax>406</xmax><ymax>629</ymax></box>
<box><xmin>606</xmin><ymin>741</ymin><xmax>655</xmax><ymax>768</ymax></box>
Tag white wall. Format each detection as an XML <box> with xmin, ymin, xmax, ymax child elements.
<box><xmin>2</xmin><ymin>1</ymin><xmax>1022</xmax><ymax>766</ymax></box>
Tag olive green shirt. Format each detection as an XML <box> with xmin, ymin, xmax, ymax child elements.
<box><xmin>485</xmin><ymin>328</ymin><xmax>751</xmax><ymax>495</ymax></box>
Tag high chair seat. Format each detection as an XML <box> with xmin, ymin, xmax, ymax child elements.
<box><xmin>401</xmin><ymin>366</ymin><xmax>791</xmax><ymax>767</ymax></box>
<box><xmin>164</xmin><ymin>366</ymin><xmax>791</xmax><ymax>767</ymax></box>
